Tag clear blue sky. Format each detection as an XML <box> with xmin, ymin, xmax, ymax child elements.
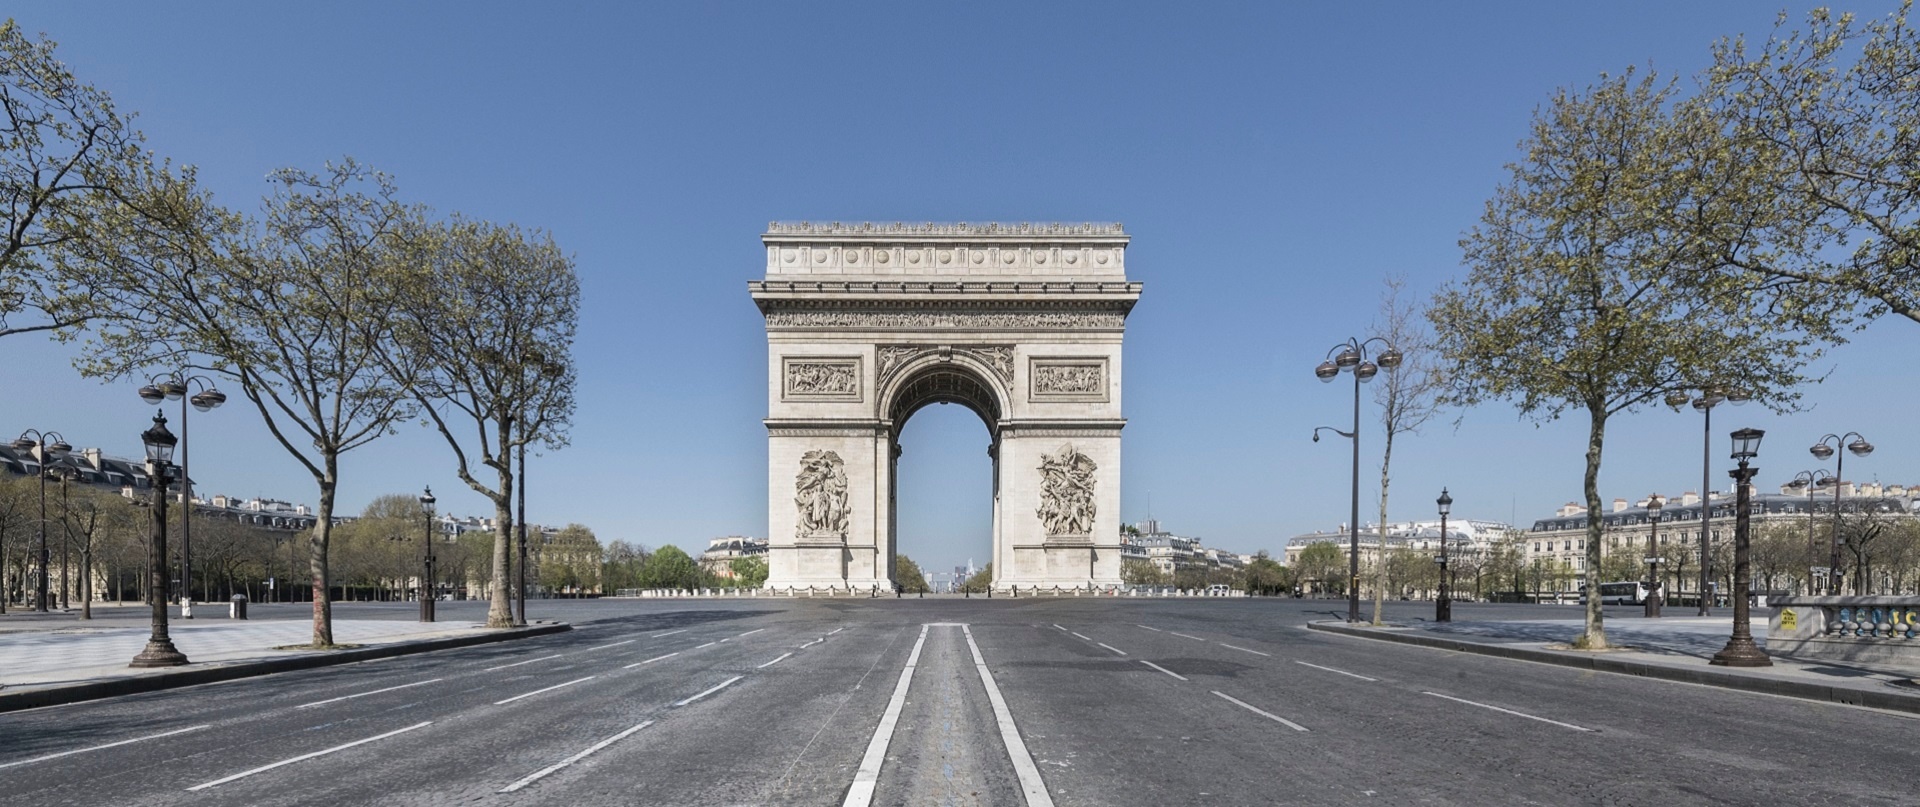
<box><xmin>7</xmin><ymin>1</ymin><xmax>1914</xmax><ymax>577</ymax></box>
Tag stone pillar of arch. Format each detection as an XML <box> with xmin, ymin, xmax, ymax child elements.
<box><xmin>752</xmin><ymin>221</ymin><xmax>1141</xmax><ymax>592</ymax></box>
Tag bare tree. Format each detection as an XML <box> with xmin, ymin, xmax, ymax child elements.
<box><xmin>1369</xmin><ymin>275</ymin><xmax>1445</xmax><ymax>624</ymax></box>
<box><xmin>79</xmin><ymin>160</ymin><xmax>418</xmax><ymax>646</ymax></box>
<box><xmin>388</xmin><ymin>217</ymin><xmax>577</xmax><ymax>627</ymax></box>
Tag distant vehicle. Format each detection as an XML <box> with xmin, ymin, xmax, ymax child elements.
<box><xmin>1206</xmin><ymin>584</ymin><xmax>1232</xmax><ymax>595</ymax></box>
<box><xmin>1578</xmin><ymin>581</ymin><xmax>1649</xmax><ymax>605</ymax></box>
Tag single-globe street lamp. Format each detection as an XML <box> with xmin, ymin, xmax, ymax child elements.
<box><xmin>1435</xmin><ymin>488</ymin><xmax>1452</xmax><ymax>623</ymax></box>
<box><xmin>138</xmin><ymin>374</ymin><xmax>226</xmax><ymax>618</ymax></box>
<box><xmin>1643</xmin><ymin>493</ymin><xmax>1665</xmax><ymax>619</ymax></box>
<box><xmin>1312</xmin><ymin>336</ymin><xmax>1402</xmax><ymax>623</ymax></box>
<box><xmin>131</xmin><ymin>412</ymin><xmax>188</xmax><ymax>668</ymax></box>
<box><xmin>1785</xmin><ymin>470</ymin><xmax>1836</xmax><ymax>594</ymax></box>
<box><xmin>12</xmin><ymin>429</ymin><xmax>71</xmax><ymax>612</ymax></box>
<box><xmin>1711</xmin><ymin>427</ymin><xmax>1771</xmax><ymax>668</ymax></box>
<box><xmin>420</xmin><ymin>486</ymin><xmax>437</xmax><ymax>622</ymax></box>
<box><xmin>1665</xmin><ymin>389</ymin><xmax>1749</xmax><ymax>615</ymax></box>
<box><xmin>1809</xmin><ymin>432</ymin><xmax>1873</xmax><ymax>594</ymax></box>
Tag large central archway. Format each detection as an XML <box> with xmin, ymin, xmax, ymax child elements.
<box><xmin>752</xmin><ymin>221</ymin><xmax>1141</xmax><ymax>592</ymax></box>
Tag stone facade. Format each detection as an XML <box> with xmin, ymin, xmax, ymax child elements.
<box><xmin>753</xmin><ymin>222</ymin><xmax>1141</xmax><ymax>591</ymax></box>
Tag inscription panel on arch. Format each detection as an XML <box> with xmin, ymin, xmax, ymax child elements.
<box><xmin>1029</xmin><ymin>357</ymin><xmax>1109</xmax><ymax>402</ymax></box>
<box><xmin>783</xmin><ymin>356</ymin><xmax>863</xmax><ymax>402</ymax></box>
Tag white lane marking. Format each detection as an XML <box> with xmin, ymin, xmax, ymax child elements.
<box><xmin>843</xmin><ymin>625</ymin><xmax>930</xmax><ymax>807</ymax></box>
<box><xmin>585</xmin><ymin>639</ymin><xmax>637</xmax><ymax>652</ymax></box>
<box><xmin>696</xmin><ymin>642</ymin><xmax>717</xmax><ymax>649</ymax></box>
<box><xmin>962</xmin><ymin>625</ymin><xmax>1055</xmax><ymax>807</ymax></box>
<box><xmin>738</xmin><ymin>628</ymin><xmax>766</xmax><ymax>637</ymax></box>
<box><xmin>1070</xmin><ymin>631</ymin><xmax>1093</xmax><ymax>641</ymax></box>
<box><xmin>1295</xmin><ymin>660</ymin><xmax>1376</xmax><ymax>681</ymax></box>
<box><xmin>1169</xmin><ymin>632</ymin><xmax>1205</xmax><ymax>641</ymax></box>
<box><xmin>1097</xmin><ymin>642</ymin><xmax>1128</xmax><ymax>656</ymax></box>
<box><xmin>826</xmin><ymin>627</ymin><xmax>844</xmax><ymax>636</ymax></box>
<box><xmin>187</xmin><ymin>722</ymin><xmax>431</xmax><ymax>790</ymax></box>
<box><xmin>1140</xmin><ymin>660</ymin><xmax>1187</xmax><ymax>681</ymax></box>
<box><xmin>624</xmin><ymin>652</ymin><xmax>679</xmax><ymax>669</ymax></box>
<box><xmin>674</xmin><ymin>675</ymin><xmax>744</xmax><ymax>707</ymax></box>
<box><xmin>297</xmin><ymin>678</ymin><xmax>445</xmax><ymax>709</ymax></box>
<box><xmin>1136</xmin><ymin>624</ymin><xmax>1162</xmax><ymax>632</ymax></box>
<box><xmin>0</xmin><ymin>725</ymin><xmax>209</xmax><ymax>770</ymax></box>
<box><xmin>1213</xmin><ymin>691</ymin><xmax>1309</xmax><ymax>732</ymax></box>
<box><xmin>494</xmin><ymin>676</ymin><xmax>596</xmax><ymax>705</ymax></box>
<box><xmin>758</xmin><ymin>652</ymin><xmax>794</xmax><ymax>668</ymax></box>
<box><xmin>484</xmin><ymin>654</ymin><xmax>562</xmax><ymax>672</ymax></box>
<box><xmin>1051</xmin><ymin>624</ymin><xmax>1067</xmax><ymax>631</ymax></box>
<box><xmin>1423</xmin><ymin>692</ymin><xmax>1594</xmax><ymax>732</ymax></box>
<box><xmin>1218</xmin><ymin>643</ymin><xmax>1271</xmax><ymax>657</ymax></box>
<box><xmin>499</xmin><ymin>720</ymin><xmax>654</xmax><ymax>793</ymax></box>
<box><xmin>653</xmin><ymin>629</ymin><xmax>687</xmax><ymax>637</ymax></box>
<box><xmin>800</xmin><ymin>638</ymin><xmax>824</xmax><ymax>649</ymax></box>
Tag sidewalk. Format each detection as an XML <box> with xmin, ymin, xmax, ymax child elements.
<box><xmin>0</xmin><ymin>614</ymin><xmax>569</xmax><ymax>713</ymax></box>
<box><xmin>1309</xmin><ymin>615</ymin><xmax>1920</xmax><ymax>716</ymax></box>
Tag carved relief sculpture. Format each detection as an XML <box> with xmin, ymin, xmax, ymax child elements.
<box><xmin>795</xmin><ymin>450</ymin><xmax>851</xmax><ymax>538</ymax></box>
<box><xmin>1034</xmin><ymin>363</ymin><xmax>1103</xmax><ymax>395</ymax></box>
<box><xmin>1036</xmin><ymin>443</ymin><xmax>1098</xmax><ymax>537</ymax></box>
<box><xmin>785</xmin><ymin>359</ymin><xmax>859</xmax><ymax>398</ymax></box>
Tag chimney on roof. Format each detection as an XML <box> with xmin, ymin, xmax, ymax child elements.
<box><xmin>82</xmin><ymin>448</ymin><xmax>103</xmax><ymax>470</ymax></box>
<box><xmin>1612</xmin><ymin>498</ymin><xmax>1628</xmax><ymax>513</ymax></box>
<box><xmin>1681</xmin><ymin>491</ymin><xmax>1699</xmax><ymax>506</ymax></box>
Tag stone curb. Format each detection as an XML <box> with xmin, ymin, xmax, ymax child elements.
<box><xmin>0</xmin><ymin>622</ymin><xmax>572</xmax><ymax>714</ymax></box>
<box><xmin>1306</xmin><ymin>620</ymin><xmax>1920</xmax><ymax>717</ymax></box>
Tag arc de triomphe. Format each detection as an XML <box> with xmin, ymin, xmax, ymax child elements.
<box><xmin>752</xmin><ymin>222</ymin><xmax>1141</xmax><ymax>591</ymax></box>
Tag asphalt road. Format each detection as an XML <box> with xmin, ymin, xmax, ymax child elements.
<box><xmin>0</xmin><ymin>598</ymin><xmax>1912</xmax><ymax>806</ymax></box>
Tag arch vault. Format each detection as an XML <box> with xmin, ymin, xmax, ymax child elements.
<box><xmin>752</xmin><ymin>222</ymin><xmax>1141</xmax><ymax>591</ymax></box>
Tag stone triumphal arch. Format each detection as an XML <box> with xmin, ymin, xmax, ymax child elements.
<box><xmin>752</xmin><ymin>222</ymin><xmax>1141</xmax><ymax>592</ymax></box>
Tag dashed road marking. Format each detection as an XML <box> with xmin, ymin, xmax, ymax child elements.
<box><xmin>1424</xmin><ymin>691</ymin><xmax>1594</xmax><ymax>732</ymax></box>
<box><xmin>758</xmin><ymin>652</ymin><xmax>794</xmax><ymax>668</ymax></box>
<box><xmin>1218</xmin><ymin>643</ymin><xmax>1271</xmax><ymax>657</ymax></box>
<box><xmin>187</xmin><ymin>722</ymin><xmax>432</xmax><ymax>790</ymax></box>
<box><xmin>1213</xmin><ymin>691</ymin><xmax>1308</xmax><ymax>732</ymax></box>
<box><xmin>484</xmin><ymin>654</ymin><xmax>562</xmax><ymax>672</ymax></box>
<box><xmin>495</xmin><ymin>676</ymin><xmax>596</xmax><ymax>706</ymax></box>
<box><xmin>1295</xmin><ymin>660</ymin><xmax>1376</xmax><ymax>681</ymax></box>
<box><xmin>1140</xmin><ymin>660</ymin><xmax>1187</xmax><ymax>681</ymax></box>
<box><xmin>1169</xmin><ymin>632</ymin><xmax>1206</xmax><ymax>642</ymax></box>
<box><xmin>0</xmin><ymin>725</ymin><xmax>209</xmax><ymax>770</ymax></box>
<box><xmin>1097</xmin><ymin>642</ymin><xmax>1128</xmax><ymax>656</ymax></box>
<box><xmin>297</xmin><ymin>678</ymin><xmax>444</xmax><ymax>709</ymax></box>
<box><xmin>624</xmin><ymin>652</ymin><xmax>679</xmax><ymax>669</ymax></box>
<box><xmin>674</xmin><ymin>676</ymin><xmax>744</xmax><ymax>707</ymax></box>
<box><xmin>500</xmin><ymin>720</ymin><xmax>654</xmax><ymax>792</ymax></box>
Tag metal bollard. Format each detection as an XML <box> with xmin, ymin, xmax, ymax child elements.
<box><xmin>230</xmin><ymin>593</ymin><xmax>249</xmax><ymax>620</ymax></box>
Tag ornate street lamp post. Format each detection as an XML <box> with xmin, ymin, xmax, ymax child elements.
<box><xmin>420</xmin><ymin>487</ymin><xmax>437</xmax><ymax>622</ymax></box>
<box><xmin>1711</xmin><ymin>427</ymin><xmax>1771</xmax><ymax>668</ymax></box>
<box><xmin>12</xmin><ymin>429</ymin><xmax>71</xmax><ymax>612</ymax></box>
<box><xmin>1809</xmin><ymin>433</ymin><xmax>1873</xmax><ymax>595</ymax></box>
<box><xmin>138</xmin><ymin>374</ymin><xmax>226</xmax><ymax>618</ymax></box>
<box><xmin>1313</xmin><ymin>337</ymin><xmax>1402</xmax><ymax>623</ymax></box>
<box><xmin>1435</xmin><ymin>488</ymin><xmax>1452</xmax><ymax>623</ymax></box>
<box><xmin>1786</xmin><ymin>470</ymin><xmax>1835</xmax><ymax>595</ymax></box>
<box><xmin>1643</xmin><ymin>493</ymin><xmax>1665</xmax><ymax>618</ymax></box>
<box><xmin>1665</xmin><ymin>389</ymin><xmax>1748</xmax><ymax>615</ymax></box>
<box><xmin>131</xmin><ymin>413</ymin><xmax>188</xmax><ymax>668</ymax></box>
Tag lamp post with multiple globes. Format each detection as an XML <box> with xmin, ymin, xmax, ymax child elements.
<box><xmin>137</xmin><ymin>374</ymin><xmax>226</xmax><ymax>618</ymax></box>
<box><xmin>1312</xmin><ymin>337</ymin><xmax>1402</xmax><ymax>624</ymax></box>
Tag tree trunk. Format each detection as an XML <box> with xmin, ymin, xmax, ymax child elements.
<box><xmin>309</xmin><ymin>457</ymin><xmax>338</xmax><ymax>647</ymax></box>
<box><xmin>1576</xmin><ymin>409</ymin><xmax>1609</xmax><ymax>650</ymax></box>
<box><xmin>486</xmin><ymin>471</ymin><xmax>515</xmax><ymax>628</ymax></box>
<box><xmin>1373</xmin><ymin>431</ymin><xmax>1396</xmax><ymax>625</ymax></box>
<box><xmin>80</xmin><ymin>549</ymin><xmax>92</xmax><ymax>619</ymax></box>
